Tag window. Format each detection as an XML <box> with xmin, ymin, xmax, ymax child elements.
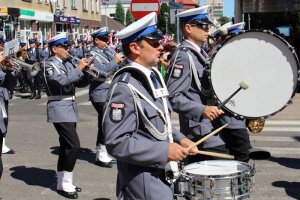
<box><xmin>95</xmin><ymin>0</ymin><xmax>99</xmax><ymax>13</ymax></box>
<box><xmin>91</xmin><ymin>0</ymin><xmax>94</xmax><ymax>13</ymax></box>
<box><xmin>71</xmin><ymin>0</ymin><xmax>76</xmax><ymax>9</ymax></box>
<box><xmin>63</xmin><ymin>0</ymin><xmax>66</xmax><ymax>8</ymax></box>
<box><xmin>37</xmin><ymin>0</ymin><xmax>42</xmax><ymax>3</ymax></box>
<box><xmin>82</xmin><ymin>0</ymin><xmax>88</xmax><ymax>12</ymax></box>
<box><xmin>45</xmin><ymin>0</ymin><xmax>49</xmax><ymax>4</ymax></box>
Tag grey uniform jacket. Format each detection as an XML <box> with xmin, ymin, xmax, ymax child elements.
<box><xmin>167</xmin><ymin>40</ymin><xmax>224</xmax><ymax>148</ymax></box>
<box><xmin>42</xmin><ymin>56</ymin><xmax>90</xmax><ymax>123</ymax></box>
<box><xmin>103</xmin><ymin>70</ymin><xmax>185</xmax><ymax>200</ymax></box>
<box><xmin>27</xmin><ymin>47</ymin><xmax>39</xmax><ymax>62</ymax></box>
<box><xmin>40</xmin><ymin>48</ymin><xmax>50</xmax><ymax>61</ymax></box>
<box><xmin>72</xmin><ymin>46</ymin><xmax>85</xmax><ymax>59</ymax></box>
<box><xmin>87</xmin><ymin>46</ymin><xmax>119</xmax><ymax>103</ymax></box>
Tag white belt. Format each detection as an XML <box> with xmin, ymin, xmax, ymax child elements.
<box><xmin>48</xmin><ymin>95</ymin><xmax>76</xmax><ymax>101</ymax></box>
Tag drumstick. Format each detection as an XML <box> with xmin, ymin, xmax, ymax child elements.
<box><xmin>218</xmin><ymin>81</ymin><xmax>249</xmax><ymax>109</ymax></box>
<box><xmin>186</xmin><ymin>124</ymin><xmax>228</xmax><ymax>151</ymax></box>
<box><xmin>197</xmin><ymin>150</ymin><xmax>234</xmax><ymax>159</ymax></box>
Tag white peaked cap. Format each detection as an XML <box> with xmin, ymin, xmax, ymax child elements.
<box><xmin>115</xmin><ymin>12</ymin><xmax>163</xmax><ymax>44</ymax></box>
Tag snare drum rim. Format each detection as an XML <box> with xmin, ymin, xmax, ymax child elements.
<box><xmin>209</xmin><ymin>29</ymin><xmax>300</xmax><ymax>119</ymax></box>
<box><xmin>182</xmin><ymin>160</ymin><xmax>253</xmax><ymax>180</ymax></box>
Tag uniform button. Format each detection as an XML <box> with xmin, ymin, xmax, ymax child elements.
<box><xmin>155</xmin><ymin>163</ymin><xmax>159</xmax><ymax>168</ymax></box>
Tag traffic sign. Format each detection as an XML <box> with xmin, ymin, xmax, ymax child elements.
<box><xmin>130</xmin><ymin>0</ymin><xmax>160</xmax><ymax>20</ymax></box>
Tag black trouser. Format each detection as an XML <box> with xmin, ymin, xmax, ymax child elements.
<box><xmin>53</xmin><ymin>122</ymin><xmax>80</xmax><ymax>172</ymax></box>
<box><xmin>33</xmin><ymin>71</ymin><xmax>43</xmax><ymax>95</ymax></box>
<box><xmin>188</xmin><ymin>145</ymin><xmax>229</xmax><ymax>163</ymax></box>
<box><xmin>92</xmin><ymin>102</ymin><xmax>106</xmax><ymax>146</ymax></box>
<box><xmin>221</xmin><ymin>128</ymin><xmax>250</xmax><ymax>163</ymax></box>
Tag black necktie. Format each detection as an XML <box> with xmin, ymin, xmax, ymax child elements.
<box><xmin>150</xmin><ymin>72</ymin><xmax>159</xmax><ymax>89</ymax></box>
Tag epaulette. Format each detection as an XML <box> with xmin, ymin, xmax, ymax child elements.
<box><xmin>179</xmin><ymin>47</ymin><xmax>188</xmax><ymax>52</ymax></box>
<box><xmin>118</xmin><ymin>72</ymin><xmax>131</xmax><ymax>84</ymax></box>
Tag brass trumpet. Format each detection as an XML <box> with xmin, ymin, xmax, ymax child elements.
<box><xmin>0</xmin><ymin>56</ymin><xmax>23</xmax><ymax>72</ymax></box>
<box><xmin>10</xmin><ymin>57</ymin><xmax>40</xmax><ymax>76</ymax></box>
<box><xmin>67</xmin><ymin>54</ymin><xmax>110</xmax><ymax>79</ymax></box>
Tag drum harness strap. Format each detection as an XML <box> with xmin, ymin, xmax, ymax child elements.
<box><xmin>174</xmin><ymin>45</ymin><xmax>211</xmax><ymax>97</ymax></box>
<box><xmin>109</xmin><ymin>65</ymin><xmax>180</xmax><ymax>183</ymax></box>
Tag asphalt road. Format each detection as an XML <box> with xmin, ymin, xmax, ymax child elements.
<box><xmin>1</xmin><ymin>88</ymin><xmax>300</xmax><ymax>200</ymax></box>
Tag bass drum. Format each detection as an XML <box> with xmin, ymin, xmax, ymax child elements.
<box><xmin>209</xmin><ymin>30</ymin><xmax>299</xmax><ymax>119</ymax></box>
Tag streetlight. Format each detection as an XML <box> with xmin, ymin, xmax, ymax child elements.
<box><xmin>164</xmin><ymin>12</ymin><xmax>169</xmax><ymax>34</ymax></box>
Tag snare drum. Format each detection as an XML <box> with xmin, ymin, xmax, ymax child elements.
<box><xmin>180</xmin><ymin>160</ymin><xmax>254</xmax><ymax>200</ymax></box>
<box><xmin>209</xmin><ymin>30</ymin><xmax>300</xmax><ymax>119</ymax></box>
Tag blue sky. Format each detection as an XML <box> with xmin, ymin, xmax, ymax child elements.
<box><xmin>200</xmin><ymin>0</ymin><xmax>234</xmax><ymax>17</ymax></box>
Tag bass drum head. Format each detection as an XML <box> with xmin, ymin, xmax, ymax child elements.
<box><xmin>210</xmin><ymin>31</ymin><xmax>299</xmax><ymax>118</ymax></box>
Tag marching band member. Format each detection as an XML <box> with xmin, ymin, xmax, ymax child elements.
<box><xmin>41</xmin><ymin>32</ymin><xmax>91</xmax><ymax>199</ymax></box>
<box><xmin>87</xmin><ymin>27</ymin><xmax>124</xmax><ymax>168</ymax></box>
<box><xmin>102</xmin><ymin>12</ymin><xmax>197</xmax><ymax>200</ymax></box>
<box><xmin>0</xmin><ymin>39</ymin><xmax>16</xmax><ymax>155</ymax></box>
<box><xmin>0</xmin><ymin>51</ymin><xmax>8</xmax><ymax>179</ymax></box>
<box><xmin>208</xmin><ymin>22</ymin><xmax>251</xmax><ymax>162</ymax></box>
<box><xmin>166</xmin><ymin>6</ymin><xmax>227</xmax><ymax>162</ymax></box>
<box><xmin>40</xmin><ymin>40</ymin><xmax>50</xmax><ymax>62</ymax></box>
<box><xmin>27</xmin><ymin>38</ymin><xmax>40</xmax><ymax>99</ymax></box>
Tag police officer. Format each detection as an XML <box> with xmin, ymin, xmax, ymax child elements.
<box><xmin>103</xmin><ymin>12</ymin><xmax>198</xmax><ymax>200</ymax></box>
<box><xmin>87</xmin><ymin>27</ymin><xmax>124</xmax><ymax>168</ymax></box>
<box><xmin>208</xmin><ymin>22</ymin><xmax>251</xmax><ymax>162</ymax></box>
<box><xmin>40</xmin><ymin>40</ymin><xmax>50</xmax><ymax>61</ymax></box>
<box><xmin>72</xmin><ymin>39</ymin><xmax>85</xmax><ymax>59</ymax></box>
<box><xmin>0</xmin><ymin>51</ymin><xmax>8</xmax><ymax>179</ymax></box>
<box><xmin>42</xmin><ymin>32</ymin><xmax>91</xmax><ymax>199</ymax></box>
<box><xmin>27</xmin><ymin>38</ymin><xmax>40</xmax><ymax>99</ymax></box>
<box><xmin>167</xmin><ymin>6</ymin><xmax>250</xmax><ymax>162</ymax></box>
<box><xmin>166</xmin><ymin>6</ymin><xmax>228</xmax><ymax>162</ymax></box>
<box><xmin>0</xmin><ymin>39</ymin><xmax>16</xmax><ymax>155</ymax></box>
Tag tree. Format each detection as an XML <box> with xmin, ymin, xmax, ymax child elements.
<box><xmin>157</xmin><ymin>3</ymin><xmax>170</xmax><ymax>34</ymax></box>
<box><xmin>218</xmin><ymin>16</ymin><xmax>231</xmax><ymax>26</ymax></box>
<box><xmin>125</xmin><ymin>8</ymin><xmax>135</xmax><ymax>26</ymax></box>
<box><xmin>115</xmin><ymin>0</ymin><xmax>125</xmax><ymax>25</ymax></box>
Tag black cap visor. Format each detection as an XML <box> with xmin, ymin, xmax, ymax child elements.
<box><xmin>136</xmin><ymin>31</ymin><xmax>164</xmax><ymax>41</ymax></box>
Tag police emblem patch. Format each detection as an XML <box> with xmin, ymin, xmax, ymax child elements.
<box><xmin>110</xmin><ymin>103</ymin><xmax>125</xmax><ymax>123</ymax></box>
<box><xmin>46</xmin><ymin>67</ymin><xmax>54</xmax><ymax>75</ymax></box>
<box><xmin>172</xmin><ymin>64</ymin><xmax>183</xmax><ymax>78</ymax></box>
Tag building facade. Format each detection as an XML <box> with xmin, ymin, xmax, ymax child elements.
<box><xmin>0</xmin><ymin>0</ymin><xmax>101</xmax><ymax>42</ymax></box>
<box><xmin>203</xmin><ymin>0</ymin><xmax>224</xmax><ymax>20</ymax></box>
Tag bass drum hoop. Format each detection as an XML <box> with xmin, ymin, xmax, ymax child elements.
<box><xmin>209</xmin><ymin>30</ymin><xmax>300</xmax><ymax>119</ymax></box>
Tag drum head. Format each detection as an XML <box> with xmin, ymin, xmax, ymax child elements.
<box><xmin>210</xmin><ymin>31</ymin><xmax>299</xmax><ymax>118</ymax></box>
<box><xmin>184</xmin><ymin>160</ymin><xmax>249</xmax><ymax>176</ymax></box>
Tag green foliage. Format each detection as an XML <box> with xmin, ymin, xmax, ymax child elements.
<box><xmin>125</xmin><ymin>8</ymin><xmax>135</xmax><ymax>26</ymax></box>
<box><xmin>158</xmin><ymin>3</ymin><xmax>170</xmax><ymax>34</ymax></box>
<box><xmin>218</xmin><ymin>16</ymin><xmax>231</xmax><ymax>25</ymax></box>
<box><xmin>115</xmin><ymin>0</ymin><xmax>125</xmax><ymax>25</ymax></box>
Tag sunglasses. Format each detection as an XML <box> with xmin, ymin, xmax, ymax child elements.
<box><xmin>144</xmin><ymin>38</ymin><xmax>161</xmax><ymax>48</ymax></box>
<box><xmin>57</xmin><ymin>44</ymin><xmax>69</xmax><ymax>50</ymax></box>
<box><xmin>191</xmin><ymin>23</ymin><xmax>211</xmax><ymax>30</ymax></box>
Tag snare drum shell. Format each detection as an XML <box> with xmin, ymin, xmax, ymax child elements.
<box><xmin>209</xmin><ymin>30</ymin><xmax>299</xmax><ymax>119</ymax></box>
<box><xmin>182</xmin><ymin>160</ymin><xmax>254</xmax><ymax>200</ymax></box>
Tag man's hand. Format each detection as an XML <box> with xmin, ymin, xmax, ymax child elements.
<box><xmin>202</xmin><ymin>106</ymin><xmax>224</xmax><ymax>121</ymax></box>
<box><xmin>0</xmin><ymin>52</ymin><xmax>6</xmax><ymax>63</ymax></box>
<box><xmin>114</xmin><ymin>53</ymin><xmax>125</xmax><ymax>63</ymax></box>
<box><xmin>78</xmin><ymin>58</ymin><xmax>89</xmax><ymax>71</ymax></box>
<box><xmin>168</xmin><ymin>143</ymin><xmax>189</xmax><ymax>161</ymax></box>
<box><xmin>180</xmin><ymin>137</ymin><xmax>198</xmax><ymax>155</ymax></box>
